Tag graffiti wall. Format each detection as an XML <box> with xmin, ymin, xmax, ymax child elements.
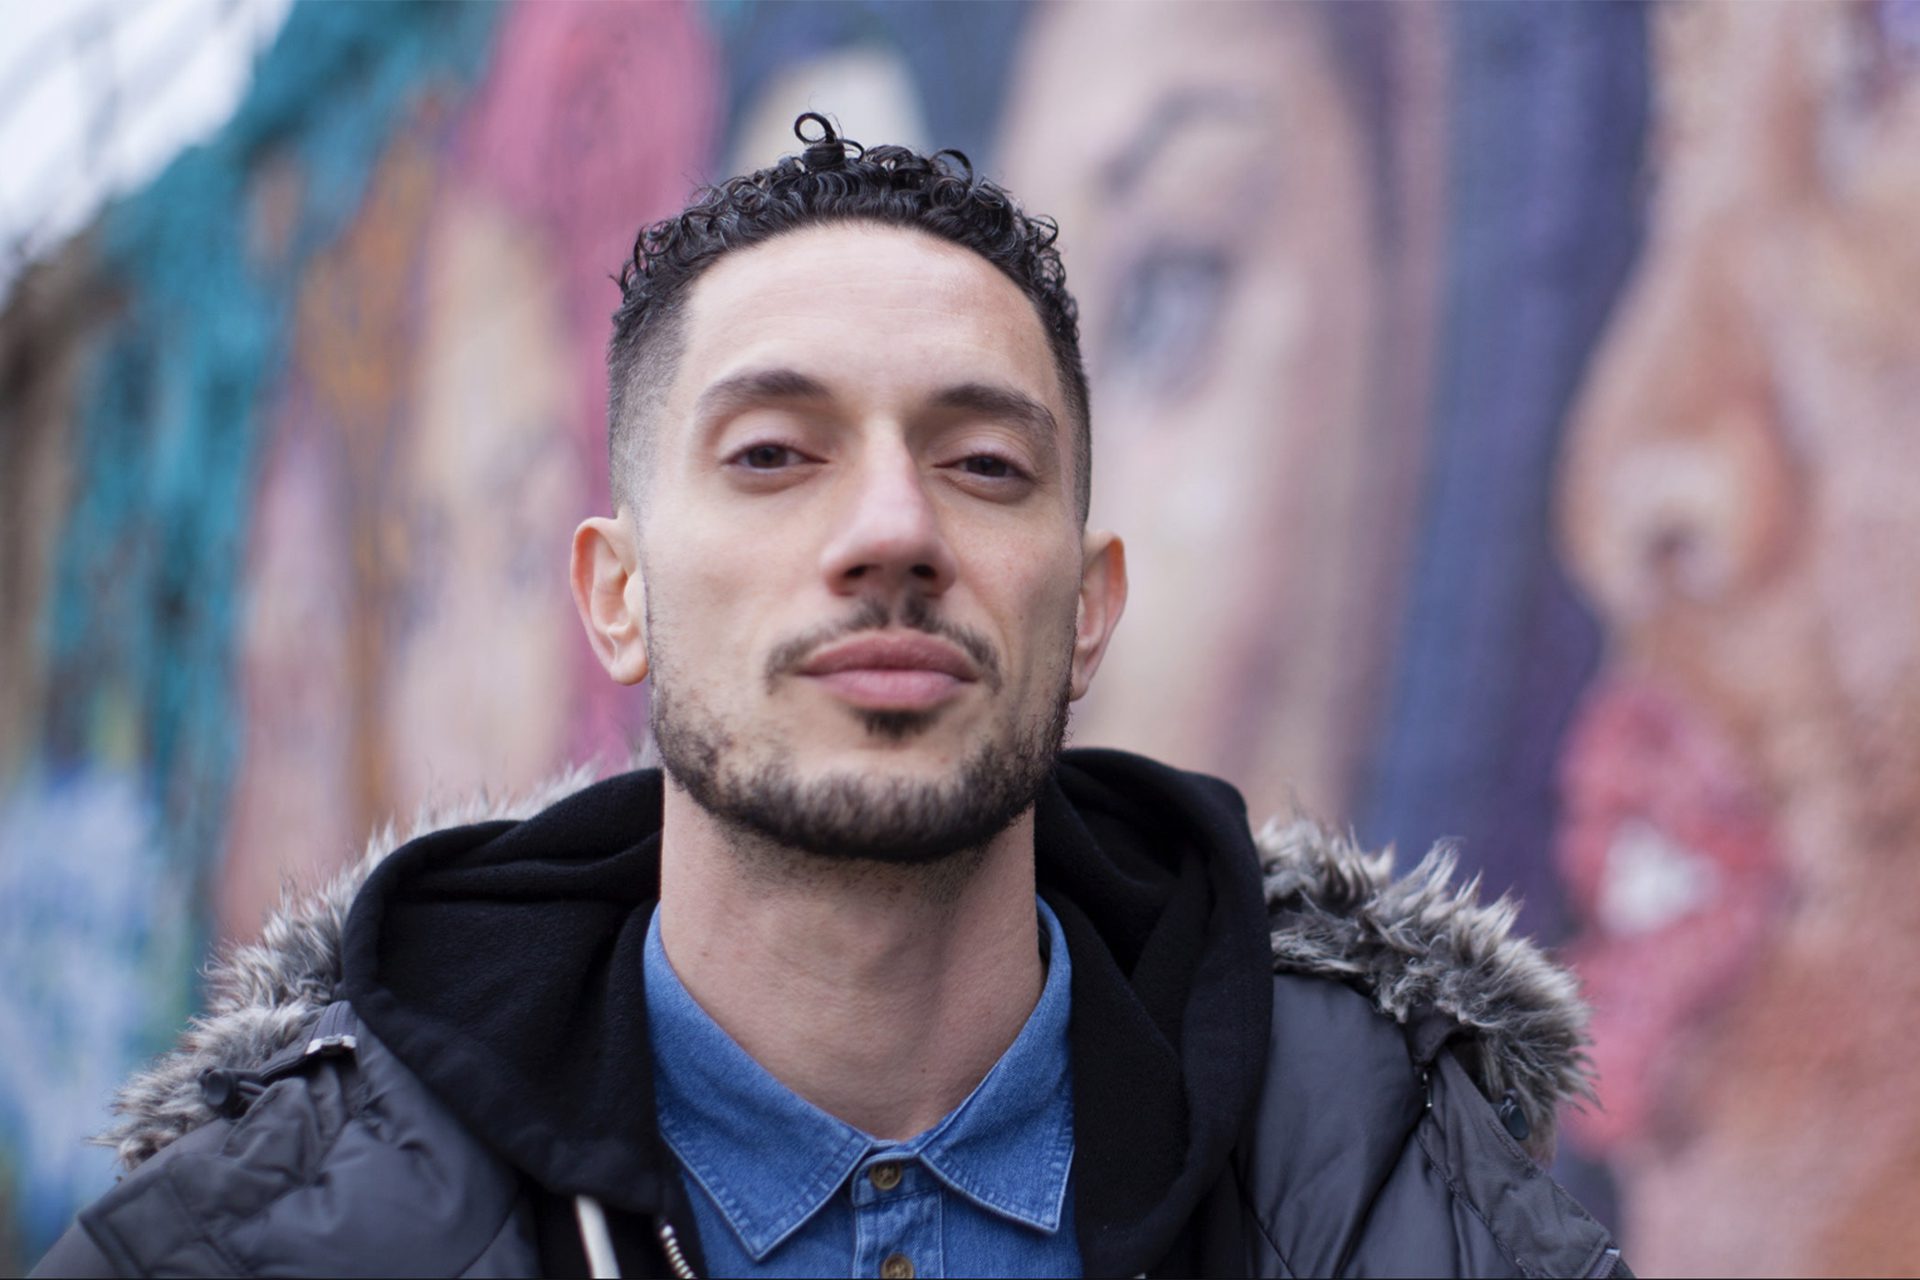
<box><xmin>2</xmin><ymin>1</ymin><xmax>1916</xmax><ymax>1273</ymax></box>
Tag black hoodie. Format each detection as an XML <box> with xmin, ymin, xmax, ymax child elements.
<box><xmin>337</xmin><ymin>748</ymin><xmax>1274</xmax><ymax>1278</ymax></box>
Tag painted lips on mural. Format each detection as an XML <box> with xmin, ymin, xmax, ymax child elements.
<box><xmin>1556</xmin><ymin>677</ymin><xmax>1786</xmax><ymax>1152</ymax></box>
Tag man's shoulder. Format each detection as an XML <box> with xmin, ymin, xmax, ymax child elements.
<box><xmin>46</xmin><ymin>772</ymin><xmax>612</xmax><ymax>1278</ymax></box>
<box><xmin>99</xmin><ymin>765</ymin><xmax>605</xmax><ymax>1170</ymax></box>
<box><xmin>1253</xmin><ymin>816</ymin><xmax>1592</xmax><ymax>1160</ymax></box>
<box><xmin>1233</xmin><ymin>818</ymin><xmax>1627</xmax><ymax>1279</ymax></box>
<box><xmin>52</xmin><ymin>1009</ymin><xmax>534</xmax><ymax>1278</ymax></box>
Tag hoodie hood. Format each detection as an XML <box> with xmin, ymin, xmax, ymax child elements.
<box><xmin>101</xmin><ymin>753</ymin><xmax>1594</xmax><ymax>1255</ymax></box>
<box><xmin>324</xmin><ymin>747</ymin><xmax>1272</xmax><ymax>1278</ymax></box>
<box><xmin>1257</xmin><ymin>817</ymin><xmax>1595</xmax><ymax>1161</ymax></box>
<box><xmin>1036</xmin><ymin>750</ymin><xmax>1272</xmax><ymax>1275</ymax></box>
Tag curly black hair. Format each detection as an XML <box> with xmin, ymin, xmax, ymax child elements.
<box><xmin>607</xmin><ymin>113</ymin><xmax>1091</xmax><ymax>521</ymax></box>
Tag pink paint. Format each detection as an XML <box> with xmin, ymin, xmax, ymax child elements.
<box><xmin>458</xmin><ymin>0</ymin><xmax>722</xmax><ymax>767</ymax></box>
<box><xmin>1554</xmin><ymin>677</ymin><xmax>1787</xmax><ymax>1153</ymax></box>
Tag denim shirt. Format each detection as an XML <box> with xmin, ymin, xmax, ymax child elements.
<box><xmin>643</xmin><ymin>899</ymin><xmax>1080</xmax><ymax>1279</ymax></box>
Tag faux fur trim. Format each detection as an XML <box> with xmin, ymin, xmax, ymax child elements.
<box><xmin>99</xmin><ymin>766</ymin><xmax>602</xmax><ymax>1170</ymax></box>
<box><xmin>1257</xmin><ymin>816</ymin><xmax>1593</xmax><ymax>1162</ymax></box>
<box><xmin>103</xmin><ymin>776</ymin><xmax>1592</xmax><ymax>1170</ymax></box>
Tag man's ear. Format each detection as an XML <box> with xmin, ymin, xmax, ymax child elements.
<box><xmin>570</xmin><ymin>514</ymin><xmax>649</xmax><ymax>685</ymax></box>
<box><xmin>1069</xmin><ymin>531</ymin><xmax>1127</xmax><ymax>700</ymax></box>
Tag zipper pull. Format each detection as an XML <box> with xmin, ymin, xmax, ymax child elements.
<box><xmin>655</xmin><ymin>1215</ymin><xmax>698</xmax><ymax>1280</ymax></box>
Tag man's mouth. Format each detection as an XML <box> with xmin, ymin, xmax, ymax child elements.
<box><xmin>1554</xmin><ymin>676</ymin><xmax>1786</xmax><ymax>1154</ymax></box>
<box><xmin>796</xmin><ymin>633</ymin><xmax>980</xmax><ymax>712</ymax></box>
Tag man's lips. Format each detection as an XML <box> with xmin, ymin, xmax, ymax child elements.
<box><xmin>795</xmin><ymin>633</ymin><xmax>978</xmax><ymax>711</ymax></box>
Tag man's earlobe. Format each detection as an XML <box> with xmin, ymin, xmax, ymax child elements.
<box><xmin>1069</xmin><ymin>532</ymin><xmax>1127</xmax><ymax>701</ymax></box>
<box><xmin>570</xmin><ymin>516</ymin><xmax>650</xmax><ymax>685</ymax></box>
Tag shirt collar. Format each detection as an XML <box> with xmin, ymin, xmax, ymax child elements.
<box><xmin>644</xmin><ymin>898</ymin><xmax>1076</xmax><ymax>1260</ymax></box>
<box><xmin>915</xmin><ymin>899</ymin><xmax>1075</xmax><ymax>1232</ymax></box>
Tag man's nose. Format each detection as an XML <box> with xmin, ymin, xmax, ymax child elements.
<box><xmin>817</xmin><ymin>442</ymin><xmax>959</xmax><ymax>598</ymax></box>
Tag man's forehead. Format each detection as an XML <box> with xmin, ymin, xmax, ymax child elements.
<box><xmin>689</xmin><ymin>220</ymin><xmax>1019</xmax><ymax>309</ymax></box>
<box><xmin>669</xmin><ymin>223</ymin><xmax>1065</xmax><ymax>419</ymax></box>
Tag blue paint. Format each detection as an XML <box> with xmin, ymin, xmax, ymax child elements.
<box><xmin>0</xmin><ymin>768</ymin><xmax>185</xmax><ymax>1266</ymax></box>
<box><xmin>711</xmin><ymin>0</ymin><xmax>1031</xmax><ymax>173</ymax></box>
<box><xmin>1353</xmin><ymin>11</ymin><xmax>1650</xmax><ymax>1227</ymax></box>
<box><xmin>1357</xmin><ymin>1</ymin><xmax>1648</xmax><ymax>946</ymax></box>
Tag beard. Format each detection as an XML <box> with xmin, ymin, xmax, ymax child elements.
<box><xmin>648</xmin><ymin>599</ymin><xmax>1073</xmax><ymax>865</ymax></box>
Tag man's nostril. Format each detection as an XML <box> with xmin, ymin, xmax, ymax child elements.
<box><xmin>911</xmin><ymin>564</ymin><xmax>937</xmax><ymax>580</ymax></box>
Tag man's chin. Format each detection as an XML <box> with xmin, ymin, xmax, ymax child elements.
<box><xmin>790</xmin><ymin>704</ymin><xmax>989</xmax><ymax>765</ymax></box>
<box><xmin>652</xmin><ymin>667</ymin><xmax>1070</xmax><ymax>865</ymax></box>
<box><xmin>849</xmin><ymin>706</ymin><xmax>944</xmax><ymax>743</ymax></box>
<box><xmin>704</xmin><ymin>767</ymin><xmax>1027</xmax><ymax>864</ymax></box>
<box><xmin>664</xmin><ymin>736</ymin><xmax>1051</xmax><ymax>865</ymax></box>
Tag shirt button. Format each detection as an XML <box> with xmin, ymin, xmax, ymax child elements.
<box><xmin>880</xmin><ymin>1253</ymin><xmax>915</xmax><ymax>1279</ymax></box>
<box><xmin>868</xmin><ymin>1161</ymin><xmax>903</xmax><ymax>1191</ymax></box>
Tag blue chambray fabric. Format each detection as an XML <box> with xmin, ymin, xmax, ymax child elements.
<box><xmin>643</xmin><ymin>899</ymin><xmax>1079</xmax><ymax>1279</ymax></box>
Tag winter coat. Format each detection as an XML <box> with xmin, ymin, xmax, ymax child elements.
<box><xmin>34</xmin><ymin>753</ymin><xmax>1629</xmax><ymax>1278</ymax></box>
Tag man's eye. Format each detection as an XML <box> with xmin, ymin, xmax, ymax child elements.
<box><xmin>960</xmin><ymin>455</ymin><xmax>1018</xmax><ymax>479</ymax></box>
<box><xmin>736</xmin><ymin>444</ymin><xmax>804</xmax><ymax>469</ymax></box>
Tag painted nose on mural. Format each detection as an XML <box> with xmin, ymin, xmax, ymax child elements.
<box><xmin>1557</xmin><ymin>252</ymin><xmax>1802</xmax><ymax>624</ymax></box>
<box><xmin>818</xmin><ymin>446</ymin><xmax>958</xmax><ymax>598</ymax></box>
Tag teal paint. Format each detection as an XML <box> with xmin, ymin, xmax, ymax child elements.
<box><xmin>46</xmin><ymin>0</ymin><xmax>504</xmax><ymax>863</ymax></box>
<box><xmin>17</xmin><ymin>2</ymin><xmax>507</xmax><ymax>1266</ymax></box>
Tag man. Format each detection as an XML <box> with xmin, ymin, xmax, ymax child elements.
<box><xmin>36</xmin><ymin>117</ymin><xmax>1624</xmax><ymax>1278</ymax></box>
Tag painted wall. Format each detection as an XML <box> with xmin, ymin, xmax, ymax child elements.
<box><xmin>3</xmin><ymin>1</ymin><xmax>1917</xmax><ymax>1273</ymax></box>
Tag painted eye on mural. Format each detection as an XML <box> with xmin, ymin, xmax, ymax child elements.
<box><xmin>1824</xmin><ymin>0</ymin><xmax>1920</xmax><ymax>177</ymax></box>
<box><xmin>1101</xmin><ymin>246</ymin><xmax>1232</xmax><ymax>402</ymax></box>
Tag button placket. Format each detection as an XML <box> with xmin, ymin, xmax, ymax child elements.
<box><xmin>852</xmin><ymin>1159</ymin><xmax>943</xmax><ymax>1279</ymax></box>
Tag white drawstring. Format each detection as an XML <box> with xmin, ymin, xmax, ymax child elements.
<box><xmin>574</xmin><ymin>1194</ymin><xmax>622</xmax><ymax>1279</ymax></box>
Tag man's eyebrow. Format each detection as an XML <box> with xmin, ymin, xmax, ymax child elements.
<box><xmin>693</xmin><ymin>368</ymin><xmax>833</xmax><ymax>424</ymax></box>
<box><xmin>693</xmin><ymin>370</ymin><xmax>1060</xmax><ymax>457</ymax></box>
<box><xmin>929</xmin><ymin>382</ymin><xmax>1062</xmax><ymax>456</ymax></box>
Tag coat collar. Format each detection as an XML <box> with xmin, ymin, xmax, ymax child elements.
<box><xmin>101</xmin><ymin>764</ymin><xmax>1594</xmax><ymax>1173</ymax></box>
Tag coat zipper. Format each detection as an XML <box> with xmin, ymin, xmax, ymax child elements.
<box><xmin>655</xmin><ymin>1217</ymin><xmax>697</xmax><ymax>1280</ymax></box>
<box><xmin>574</xmin><ymin>1196</ymin><xmax>698</xmax><ymax>1279</ymax></box>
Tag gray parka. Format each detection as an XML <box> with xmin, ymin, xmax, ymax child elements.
<box><xmin>35</xmin><ymin>760</ymin><xmax>1629</xmax><ymax>1278</ymax></box>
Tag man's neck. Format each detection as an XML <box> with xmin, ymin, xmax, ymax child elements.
<box><xmin>655</xmin><ymin>784</ymin><xmax>1046</xmax><ymax>1141</ymax></box>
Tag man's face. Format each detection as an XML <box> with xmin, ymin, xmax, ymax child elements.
<box><xmin>611</xmin><ymin>222</ymin><xmax>1119</xmax><ymax>859</ymax></box>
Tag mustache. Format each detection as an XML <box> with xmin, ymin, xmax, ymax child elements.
<box><xmin>764</xmin><ymin>597</ymin><xmax>1003</xmax><ymax>691</ymax></box>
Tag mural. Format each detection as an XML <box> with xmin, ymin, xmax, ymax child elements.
<box><xmin>1</xmin><ymin>1</ymin><xmax>1916</xmax><ymax>1273</ymax></box>
<box><xmin>1003</xmin><ymin>1</ymin><xmax>1443</xmax><ymax>832</ymax></box>
<box><xmin>1555</xmin><ymin>2</ymin><xmax>1920</xmax><ymax>1272</ymax></box>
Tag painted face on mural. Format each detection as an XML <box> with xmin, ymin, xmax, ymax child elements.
<box><xmin>382</xmin><ymin>197</ymin><xmax>582</xmax><ymax>807</ymax></box>
<box><xmin>1556</xmin><ymin>1</ymin><xmax>1920</xmax><ymax>1270</ymax></box>
<box><xmin>1001</xmin><ymin>0</ymin><xmax>1427</xmax><ymax>823</ymax></box>
<box><xmin>220</xmin><ymin>1</ymin><xmax>714</xmax><ymax>944</ymax></box>
<box><xmin>574</xmin><ymin>223</ymin><xmax>1125</xmax><ymax>860</ymax></box>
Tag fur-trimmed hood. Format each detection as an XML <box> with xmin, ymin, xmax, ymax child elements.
<box><xmin>102</xmin><ymin>770</ymin><xmax>1591</xmax><ymax>1172</ymax></box>
<box><xmin>1256</xmin><ymin>817</ymin><xmax>1593</xmax><ymax>1160</ymax></box>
